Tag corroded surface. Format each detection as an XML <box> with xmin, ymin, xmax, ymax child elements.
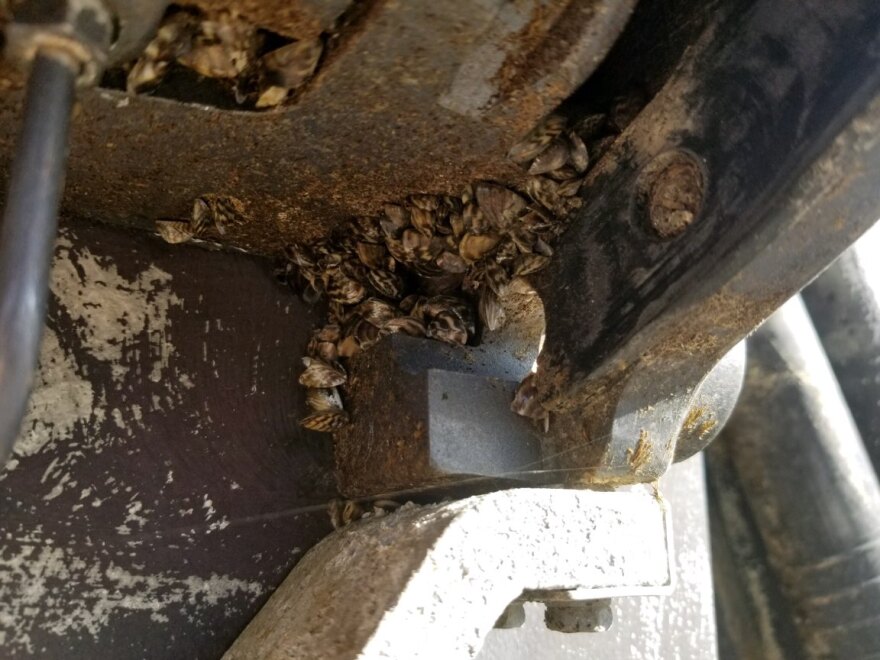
<box><xmin>0</xmin><ymin>220</ymin><xmax>336</xmax><ymax>658</ymax></box>
<box><xmin>189</xmin><ymin>0</ymin><xmax>352</xmax><ymax>39</ymax></box>
<box><xmin>0</xmin><ymin>0</ymin><xmax>636</xmax><ymax>255</ymax></box>
<box><xmin>531</xmin><ymin>0</ymin><xmax>880</xmax><ymax>483</ymax></box>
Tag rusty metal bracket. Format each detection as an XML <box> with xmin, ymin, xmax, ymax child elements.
<box><xmin>531</xmin><ymin>0</ymin><xmax>880</xmax><ymax>484</ymax></box>
<box><xmin>0</xmin><ymin>0</ymin><xmax>637</xmax><ymax>253</ymax></box>
<box><xmin>336</xmin><ymin>0</ymin><xmax>879</xmax><ymax>496</ymax></box>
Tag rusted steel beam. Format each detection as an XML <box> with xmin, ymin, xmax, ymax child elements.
<box><xmin>0</xmin><ymin>0</ymin><xmax>636</xmax><ymax>255</ymax></box>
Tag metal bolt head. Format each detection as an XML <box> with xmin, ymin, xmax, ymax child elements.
<box><xmin>5</xmin><ymin>0</ymin><xmax>114</xmax><ymax>85</ymax></box>
<box><xmin>638</xmin><ymin>150</ymin><xmax>705</xmax><ymax>239</ymax></box>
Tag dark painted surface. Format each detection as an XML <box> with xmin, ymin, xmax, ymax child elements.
<box><xmin>0</xmin><ymin>220</ymin><xmax>336</xmax><ymax>658</ymax></box>
<box><xmin>532</xmin><ymin>0</ymin><xmax>880</xmax><ymax>480</ymax></box>
<box><xmin>708</xmin><ymin>435</ymin><xmax>806</xmax><ymax>660</ymax></box>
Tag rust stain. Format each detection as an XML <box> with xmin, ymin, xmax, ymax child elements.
<box><xmin>187</xmin><ymin>0</ymin><xmax>353</xmax><ymax>39</ymax></box>
<box><xmin>683</xmin><ymin>405</ymin><xmax>718</xmax><ymax>440</ymax></box>
<box><xmin>627</xmin><ymin>428</ymin><xmax>651</xmax><ymax>470</ymax></box>
<box><xmin>493</xmin><ymin>0</ymin><xmax>568</xmax><ymax>96</ymax></box>
<box><xmin>682</xmin><ymin>405</ymin><xmax>707</xmax><ymax>432</ymax></box>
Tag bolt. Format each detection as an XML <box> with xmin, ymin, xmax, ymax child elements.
<box><xmin>640</xmin><ymin>151</ymin><xmax>705</xmax><ymax>239</ymax></box>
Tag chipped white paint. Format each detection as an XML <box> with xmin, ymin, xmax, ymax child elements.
<box><xmin>203</xmin><ymin>495</ymin><xmax>231</xmax><ymax>533</ymax></box>
<box><xmin>116</xmin><ymin>501</ymin><xmax>151</xmax><ymax>536</ymax></box>
<box><xmin>2</xmin><ymin>228</ymin><xmax>188</xmax><ymax>505</ymax></box>
<box><xmin>50</xmin><ymin>232</ymin><xmax>183</xmax><ymax>386</ymax></box>
<box><xmin>8</xmin><ymin>329</ymin><xmax>94</xmax><ymax>460</ymax></box>
<box><xmin>0</xmin><ymin>540</ymin><xmax>263</xmax><ymax>655</ymax></box>
<box><xmin>111</xmin><ymin>408</ymin><xmax>125</xmax><ymax>430</ymax></box>
<box><xmin>203</xmin><ymin>496</ymin><xmax>216</xmax><ymax>520</ymax></box>
<box><xmin>0</xmin><ymin>227</ymin><xmax>273</xmax><ymax>654</ymax></box>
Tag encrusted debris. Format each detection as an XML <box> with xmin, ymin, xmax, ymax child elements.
<box><xmin>280</xmin><ymin>111</ymin><xmax>625</xmax><ymax>432</ymax></box>
<box><xmin>151</xmin><ymin>106</ymin><xmax>638</xmax><ymax>435</ymax></box>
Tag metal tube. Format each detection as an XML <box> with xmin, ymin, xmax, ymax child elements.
<box><xmin>802</xmin><ymin>222</ymin><xmax>880</xmax><ymax>476</ymax></box>
<box><xmin>0</xmin><ymin>51</ymin><xmax>77</xmax><ymax>464</ymax></box>
<box><xmin>721</xmin><ymin>296</ymin><xmax>880</xmax><ymax>656</ymax></box>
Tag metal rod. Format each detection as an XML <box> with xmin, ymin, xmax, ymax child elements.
<box><xmin>0</xmin><ymin>51</ymin><xmax>77</xmax><ymax>465</ymax></box>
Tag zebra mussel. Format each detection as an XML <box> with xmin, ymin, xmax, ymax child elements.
<box><xmin>155</xmin><ymin>194</ymin><xmax>244</xmax><ymax>243</ymax></box>
<box><xmin>508</xmin><ymin>106</ymin><xmax>641</xmax><ymax>428</ymax></box>
<box><xmin>285</xmin><ymin>111</ymin><xmax>624</xmax><ymax>433</ymax></box>
<box><xmin>328</xmin><ymin>498</ymin><xmax>404</xmax><ymax>529</ymax></box>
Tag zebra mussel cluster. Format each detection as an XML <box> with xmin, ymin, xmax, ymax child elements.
<box><xmin>126</xmin><ymin>7</ymin><xmax>325</xmax><ymax>108</ymax></box>
<box><xmin>285</xmin><ymin>111</ymin><xmax>620</xmax><ymax>433</ymax></box>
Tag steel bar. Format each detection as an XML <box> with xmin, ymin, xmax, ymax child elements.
<box><xmin>0</xmin><ymin>52</ymin><xmax>77</xmax><ymax>464</ymax></box>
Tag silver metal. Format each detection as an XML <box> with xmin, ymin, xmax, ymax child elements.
<box><xmin>0</xmin><ymin>52</ymin><xmax>77</xmax><ymax>466</ymax></box>
<box><xmin>674</xmin><ymin>341</ymin><xmax>746</xmax><ymax>463</ymax></box>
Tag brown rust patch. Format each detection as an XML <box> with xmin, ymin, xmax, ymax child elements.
<box><xmin>186</xmin><ymin>0</ymin><xmax>353</xmax><ymax>39</ymax></box>
<box><xmin>682</xmin><ymin>405</ymin><xmax>717</xmax><ymax>440</ymax></box>
<box><xmin>682</xmin><ymin>405</ymin><xmax>707</xmax><ymax>432</ymax></box>
<box><xmin>493</xmin><ymin>0</ymin><xmax>633</xmax><ymax>101</ymax></box>
<box><xmin>334</xmin><ymin>343</ymin><xmax>434</xmax><ymax>496</ymax></box>
<box><xmin>493</xmin><ymin>0</ymin><xmax>570</xmax><ymax>96</ymax></box>
<box><xmin>626</xmin><ymin>428</ymin><xmax>651</xmax><ymax>470</ymax></box>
